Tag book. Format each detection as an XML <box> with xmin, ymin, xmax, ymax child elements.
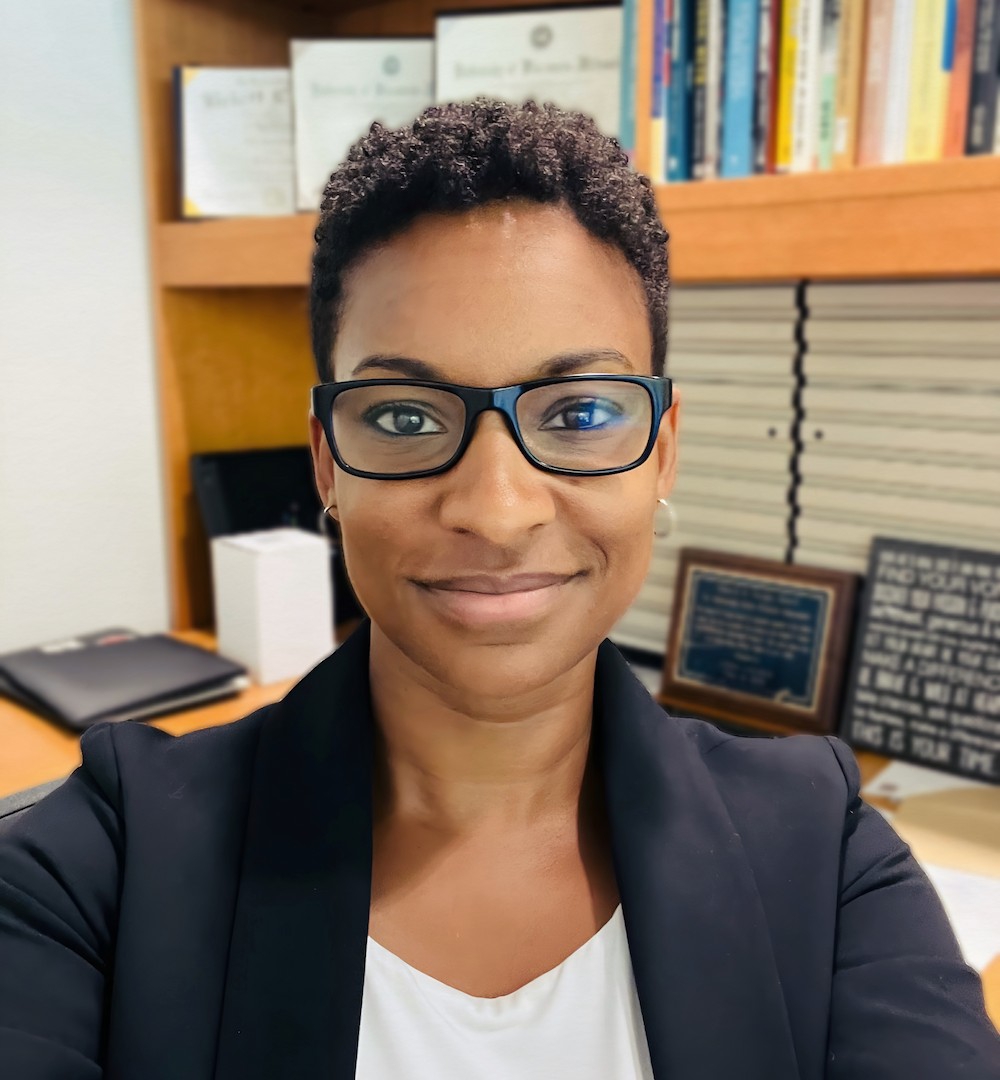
<box><xmin>0</xmin><ymin>629</ymin><xmax>249</xmax><ymax>731</ymax></box>
<box><xmin>906</xmin><ymin>0</ymin><xmax>951</xmax><ymax>159</ymax></box>
<box><xmin>807</xmin><ymin>279</ymin><xmax>1000</xmax><ymax>313</ymax></box>
<box><xmin>703</xmin><ymin>0</ymin><xmax>726</xmax><ymax>177</ymax></box>
<box><xmin>808</xmin><ymin>318</ymin><xmax>1000</xmax><ymax>353</ymax></box>
<box><xmin>857</xmin><ymin>0</ymin><xmax>896</xmax><ymax>163</ymax></box>
<box><xmin>652</xmin><ymin>0</ymin><xmax>670</xmax><ymax>181</ymax></box>
<box><xmin>671</xmin><ymin>283</ymin><xmax>799</xmax><ymax>311</ymax></box>
<box><xmin>634</xmin><ymin>0</ymin><xmax>656</xmax><ymax>171</ymax></box>
<box><xmin>944</xmin><ymin>0</ymin><xmax>980</xmax><ymax>154</ymax></box>
<box><xmin>620</xmin><ymin>0</ymin><xmax>640</xmax><ymax>159</ymax></box>
<box><xmin>965</xmin><ymin>0</ymin><xmax>1000</xmax><ymax>152</ymax></box>
<box><xmin>175</xmin><ymin>67</ymin><xmax>295</xmax><ymax>219</ymax></box>
<box><xmin>668</xmin><ymin>0</ymin><xmax>697</xmax><ymax>178</ymax></box>
<box><xmin>721</xmin><ymin>0</ymin><xmax>761</xmax><ymax>175</ymax></box>
<box><xmin>817</xmin><ymin>0</ymin><xmax>844</xmax><ymax>169</ymax></box>
<box><xmin>833</xmin><ymin>0</ymin><xmax>868</xmax><ymax>167</ymax></box>
<box><xmin>753</xmin><ymin>0</ymin><xmax>782</xmax><ymax>170</ymax></box>
<box><xmin>692</xmin><ymin>0</ymin><xmax>711</xmax><ymax>173</ymax></box>
<box><xmin>791</xmin><ymin>0</ymin><xmax>825</xmax><ymax>171</ymax></box>
<box><xmin>775</xmin><ymin>0</ymin><xmax>802</xmax><ymax>169</ymax></box>
<box><xmin>668</xmin><ymin>318</ymin><xmax>797</xmax><ymax>345</ymax></box>
<box><xmin>291</xmin><ymin>38</ymin><xmax>434</xmax><ymax>211</ymax></box>
<box><xmin>806</xmin><ymin>351</ymin><xmax>1000</xmax><ymax>386</ymax></box>
<box><xmin>882</xmin><ymin>0</ymin><xmax>916</xmax><ymax>161</ymax></box>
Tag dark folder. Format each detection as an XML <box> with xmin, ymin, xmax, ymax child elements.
<box><xmin>0</xmin><ymin>629</ymin><xmax>249</xmax><ymax>731</ymax></box>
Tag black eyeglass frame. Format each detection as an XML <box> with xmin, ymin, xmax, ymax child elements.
<box><xmin>310</xmin><ymin>374</ymin><xmax>673</xmax><ymax>480</ymax></box>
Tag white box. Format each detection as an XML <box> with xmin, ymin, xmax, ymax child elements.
<box><xmin>210</xmin><ymin>527</ymin><xmax>335</xmax><ymax>684</ymax></box>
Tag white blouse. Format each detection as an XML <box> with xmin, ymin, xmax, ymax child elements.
<box><xmin>355</xmin><ymin>904</ymin><xmax>654</xmax><ymax>1079</ymax></box>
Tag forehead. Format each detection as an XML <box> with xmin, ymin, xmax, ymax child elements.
<box><xmin>331</xmin><ymin>201</ymin><xmax>651</xmax><ymax>384</ymax></box>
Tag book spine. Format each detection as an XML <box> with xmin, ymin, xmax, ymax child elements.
<box><xmin>791</xmin><ymin>0</ymin><xmax>825</xmax><ymax>170</ymax></box>
<box><xmin>882</xmin><ymin>0</ymin><xmax>916</xmax><ymax>162</ymax></box>
<box><xmin>703</xmin><ymin>0</ymin><xmax>726</xmax><ymax>177</ymax></box>
<box><xmin>906</xmin><ymin>0</ymin><xmax>950</xmax><ymax>158</ymax></box>
<box><xmin>651</xmin><ymin>0</ymin><xmax>668</xmax><ymax>181</ymax></box>
<box><xmin>669</xmin><ymin>0</ymin><xmax>696</xmax><ymax>178</ymax></box>
<box><xmin>664</xmin><ymin>0</ymin><xmax>674</xmax><ymax>177</ymax></box>
<box><xmin>965</xmin><ymin>0</ymin><xmax>1000</xmax><ymax>152</ymax></box>
<box><xmin>776</xmin><ymin>0</ymin><xmax>802</xmax><ymax>168</ymax></box>
<box><xmin>692</xmin><ymin>0</ymin><xmax>711</xmax><ymax>175</ymax></box>
<box><xmin>764</xmin><ymin>0</ymin><xmax>784</xmax><ymax>167</ymax></box>
<box><xmin>752</xmin><ymin>0</ymin><xmax>776</xmax><ymax>170</ymax></box>
<box><xmin>620</xmin><ymin>0</ymin><xmax>639</xmax><ymax>160</ymax></box>
<box><xmin>857</xmin><ymin>0</ymin><xmax>895</xmax><ymax>161</ymax></box>
<box><xmin>722</xmin><ymin>0</ymin><xmax>762</xmax><ymax>174</ymax></box>
<box><xmin>833</xmin><ymin>0</ymin><xmax>868</xmax><ymax>167</ymax></box>
<box><xmin>817</xmin><ymin>0</ymin><xmax>844</xmax><ymax>168</ymax></box>
<box><xmin>943</xmin><ymin>0</ymin><xmax>979</xmax><ymax>153</ymax></box>
<box><xmin>635</xmin><ymin>0</ymin><xmax>656</xmax><ymax>175</ymax></box>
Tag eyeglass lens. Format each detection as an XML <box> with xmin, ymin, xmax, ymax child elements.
<box><xmin>329</xmin><ymin>380</ymin><xmax>654</xmax><ymax>475</ymax></box>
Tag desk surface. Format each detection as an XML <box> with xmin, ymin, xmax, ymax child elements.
<box><xmin>1</xmin><ymin>630</ymin><xmax>997</xmax><ymax>1026</ymax></box>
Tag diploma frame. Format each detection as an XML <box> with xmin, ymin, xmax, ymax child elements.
<box><xmin>659</xmin><ymin>548</ymin><xmax>859</xmax><ymax>736</ymax></box>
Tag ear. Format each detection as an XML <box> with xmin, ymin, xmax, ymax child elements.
<box><xmin>308</xmin><ymin>411</ymin><xmax>339</xmax><ymax>521</ymax></box>
<box><xmin>654</xmin><ymin>384</ymin><xmax>680</xmax><ymax>503</ymax></box>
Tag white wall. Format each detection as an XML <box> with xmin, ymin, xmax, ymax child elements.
<box><xmin>0</xmin><ymin>0</ymin><xmax>170</xmax><ymax>651</ymax></box>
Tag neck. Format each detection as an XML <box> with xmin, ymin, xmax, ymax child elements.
<box><xmin>368</xmin><ymin>625</ymin><xmax>600</xmax><ymax>834</ymax></box>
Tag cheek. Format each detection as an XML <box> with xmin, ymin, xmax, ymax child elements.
<box><xmin>601</xmin><ymin>503</ymin><xmax>655</xmax><ymax>602</ymax></box>
<box><xmin>334</xmin><ymin>483</ymin><xmax>417</xmax><ymax>601</ymax></box>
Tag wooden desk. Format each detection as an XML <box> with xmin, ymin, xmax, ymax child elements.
<box><xmin>0</xmin><ymin>631</ymin><xmax>297</xmax><ymax>799</ymax></box>
<box><xmin>1</xmin><ymin>633</ymin><xmax>997</xmax><ymax>1027</ymax></box>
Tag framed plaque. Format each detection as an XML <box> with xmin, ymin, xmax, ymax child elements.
<box><xmin>841</xmin><ymin>538</ymin><xmax>1000</xmax><ymax>784</ymax></box>
<box><xmin>659</xmin><ymin>548</ymin><xmax>859</xmax><ymax>735</ymax></box>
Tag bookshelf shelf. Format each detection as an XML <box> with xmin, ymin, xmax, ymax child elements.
<box><xmin>158</xmin><ymin>157</ymin><xmax>1000</xmax><ymax>289</ymax></box>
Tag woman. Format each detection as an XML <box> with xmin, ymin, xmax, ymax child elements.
<box><xmin>1</xmin><ymin>99</ymin><xmax>997</xmax><ymax>1080</ymax></box>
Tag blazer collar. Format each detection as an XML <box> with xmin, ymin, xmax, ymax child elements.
<box><xmin>214</xmin><ymin>619</ymin><xmax>799</xmax><ymax>1080</ymax></box>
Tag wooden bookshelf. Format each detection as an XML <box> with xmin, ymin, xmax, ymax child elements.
<box><xmin>133</xmin><ymin>0</ymin><xmax>1000</xmax><ymax>632</ymax></box>
<box><xmin>159</xmin><ymin>157</ymin><xmax>1000</xmax><ymax>288</ymax></box>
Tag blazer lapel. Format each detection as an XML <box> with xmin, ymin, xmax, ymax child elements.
<box><xmin>214</xmin><ymin>620</ymin><xmax>375</xmax><ymax>1080</ymax></box>
<box><xmin>594</xmin><ymin>640</ymin><xmax>801</xmax><ymax>1080</ymax></box>
<box><xmin>214</xmin><ymin>622</ymin><xmax>800</xmax><ymax>1080</ymax></box>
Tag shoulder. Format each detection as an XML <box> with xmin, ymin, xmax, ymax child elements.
<box><xmin>78</xmin><ymin>700</ymin><xmax>276</xmax><ymax>816</ymax></box>
<box><xmin>668</xmin><ymin>710</ymin><xmax>862</xmax><ymax>812</ymax></box>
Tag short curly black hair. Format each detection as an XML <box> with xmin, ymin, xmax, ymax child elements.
<box><xmin>309</xmin><ymin>97</ymin><xmax>669</xmax><ymax>383</ymax></box>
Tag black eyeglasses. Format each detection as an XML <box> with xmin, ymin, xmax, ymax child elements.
<box><xmin>310</xmin><ymin>374</ymin><xmax>672</xmax><ymax>480</ymax></box>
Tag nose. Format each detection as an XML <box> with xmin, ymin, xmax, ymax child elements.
<box><xmin>436</xmin><ymin>410</ymin><xmax>557</xmax><ymax>542</ymax></box>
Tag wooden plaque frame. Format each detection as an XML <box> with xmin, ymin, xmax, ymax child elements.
<box><xmin>659</xmin><ymin>548</ymin><xmax>859</xmax><ymax>736</ymax></box>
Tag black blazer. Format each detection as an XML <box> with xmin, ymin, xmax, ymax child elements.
<box><xmin>1</xmin><ymin>620</ymin><xmax>997</xmax><ymax>1079</ymax></box>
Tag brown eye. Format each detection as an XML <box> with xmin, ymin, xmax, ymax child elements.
<box><xmin>364</xmin><ymin>404</ymin><xmax>446</xmax><ymax>436</ymax></box>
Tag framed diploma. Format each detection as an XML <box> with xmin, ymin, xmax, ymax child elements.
<box><xmin>290</xmin><ymin>38</ymin><xmax>434</xmax><ymax>211</ymax></box>
<box><xmin>659</xmin><ymin>548</ymin><xmax>859</xmax><ymax>736</ymax></box>
<box><xmin>176</xmin><ymin>67</ymin><xmax>295</xmax><ymax>218</ymax></box>
<box><xmin>434</xmin><ymin>5</ymin><xmax>622</xmax><ymax>139</ymax></box>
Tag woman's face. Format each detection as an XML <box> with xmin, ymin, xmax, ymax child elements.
<box><xmin>309</xmin><ymin>200</ymin><xmax>678</xmax><ymax>699</ymax></box>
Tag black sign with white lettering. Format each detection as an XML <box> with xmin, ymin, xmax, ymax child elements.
<box><xmin>841</xmin><ymin>538</ymin><xmax>1000</xmax><ymax>784</ymax></box>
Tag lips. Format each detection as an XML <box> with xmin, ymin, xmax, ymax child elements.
<box><xmin>412</xmin><ymin>571</ymin><xmax>583</xmax><ymax>627</ymax></box>
<box><xmin>416</xmin><ymin>572</ymin><xmax>579</xmax><ymax>594</ymax></box>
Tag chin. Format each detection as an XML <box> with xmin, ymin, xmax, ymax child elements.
<box><xmin>373</xmin><ymin>591</ymin><xmax>614</xmax><ymax>704</ymax></box>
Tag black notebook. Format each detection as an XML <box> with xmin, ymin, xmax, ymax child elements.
<box><xmin>0</xmin><ymin>629</ymin><xmax>250</xmax><ymax>731</ymax></box>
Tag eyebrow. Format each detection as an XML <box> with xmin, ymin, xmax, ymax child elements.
<box><xmin>348</xmin><ymin>348</ymin><xmax>636</xmax><ymax>381</ymax></box>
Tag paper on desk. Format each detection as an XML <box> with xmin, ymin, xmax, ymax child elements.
<box><xmin>920</xmin><ymin>863</ymin><xmax>1000</xmax><ymax>972</ymax></box>
<box><xmin>862</xmin><ymin>760</ymin><xmax>993</xmax><ymax>803</ymax></box>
